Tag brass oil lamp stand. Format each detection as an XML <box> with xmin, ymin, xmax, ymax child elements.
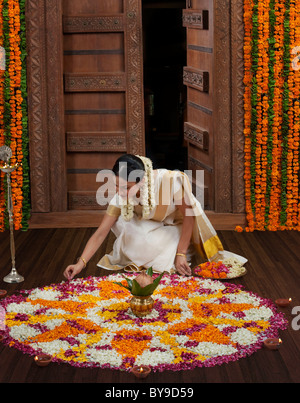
<box><xmin>0</xmin><ymin>146</ymin><xmax>24</xmax><ymax>283</ymax></box>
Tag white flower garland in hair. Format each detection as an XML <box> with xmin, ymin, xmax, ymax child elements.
<box><xmin>137</xmin><ymin>155</ymin><xmax>156</xmax><ymax>219</ymax></box>
<box><xmin>120</xmin><ymin>155</ymin><xmax>156</xmax><ymax>221</ymax></box>
<box><xmin>120</xmin><ymin>196</ymin><xmax>134</xmax><ymax>221</ymax></box>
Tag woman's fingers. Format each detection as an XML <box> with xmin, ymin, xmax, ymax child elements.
<box><xmin>63</xmin><ymin>265</ymin><xmax>76</xmax><ymax>280</ymax></box>
<box><xmin>175</xmin><ymin>256</ymin><xmax>192</xmax><ymax>276</ymax></box>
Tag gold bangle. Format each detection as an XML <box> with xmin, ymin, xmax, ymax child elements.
<box><xmin>176</xmin><ymin>253</ymin><xmax>186</xmax><ymax>258</ymax></box>
<box><xmin>78</xmin><ymin>256</ymin><xmax>87</xmax><ymax>268</ymax></box>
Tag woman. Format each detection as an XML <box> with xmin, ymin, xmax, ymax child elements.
<box><xmin>63</xmin><ymin>154</ymin><xmax>246</xmax><ymax>280</ymax></box>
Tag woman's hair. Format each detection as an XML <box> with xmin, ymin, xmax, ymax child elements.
<box><xmin>112</xmin><ymin>154</ymin><xmax>145</xmax><ymax>183</ymax></box>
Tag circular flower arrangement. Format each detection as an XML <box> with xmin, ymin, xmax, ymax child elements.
<box><xmin>0</xmin><ymin>274</ymin><xmax>287</xmax><ymax>372</ymax></box>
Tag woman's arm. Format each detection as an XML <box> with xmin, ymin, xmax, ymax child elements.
<box><xmin>175</xmin><ymin>199</ymin><xmax>195</xmax><ymax>276</ymax></box>
<box><xmin>63</xmin><ymin>213</ymin><xmax>118</xmax><ymax>280</ymax></box>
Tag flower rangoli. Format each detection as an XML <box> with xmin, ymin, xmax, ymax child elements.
<box><xmin>0</xmin><ymin>274</ymin><xmax>287</xmax><ymax>371</ymax></box>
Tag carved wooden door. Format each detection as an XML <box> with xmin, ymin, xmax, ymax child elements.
<box><xmin>63</xmin><ymin>0</ymin><xmax>145</xmax><ymax>211</ymax></box>
<box><xmin>27</xmin><ymin>0</ymin><xmax>242</xmax><ymax>221</ymax></box>
<box><xmin>183</xmin><ymin>0</ymin><xmax>213</xmax><ymax>210</ymax></box>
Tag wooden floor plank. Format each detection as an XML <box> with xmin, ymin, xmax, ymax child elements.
<box><xmin>0</xmin><ymin>228</ymin><xmax>299</xmax><ymax>383</ymax></box>
<box><xmin>28</xmin><ymin>211</ymin><xmax>247</xmax><ymax>231</ymax></box>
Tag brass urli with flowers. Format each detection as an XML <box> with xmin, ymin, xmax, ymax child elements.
<box><xmin>114</xmin><ymin>267</ymin><xmax>164</xmax><ymax>317</ymax></box>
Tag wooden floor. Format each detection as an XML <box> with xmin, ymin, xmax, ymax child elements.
<box><xmin>0</xmin><ymin>228</ymin><xmax>299</xmax><ymax>384</ymax></box>
<box><xmin>28</xmin><ymin>211</ymin><xmax>247</xmax><ymax>230</ymax></box>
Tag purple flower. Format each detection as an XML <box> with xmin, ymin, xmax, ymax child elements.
<box><xmin>60</xmin><ymin>336</ymin><xmax>80</xmax><ymax>346</ymax></box>
<box><xmin>14</xmin><ymin>313</ymin><xmax>29</xmax><ymax>322</ymax></box>
<box><xmin>232</xmin><ymin>311</ymin><xmax>246</xmax><ymax>319</ymax></box>
<box><xmin>64</xmin><ymin>349</ymin><xmax>78</xmax><ymax>357</ymax></box>
<box><xmin>95</xmin><ymin>344</ymin><xmax>112</xmax><ymax>350</ymax></box>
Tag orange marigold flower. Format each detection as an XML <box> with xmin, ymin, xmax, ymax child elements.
<box><xmin>235</xmin><ymin>226</ymin><xmax>244</xmax><ymax>233</ymax></box>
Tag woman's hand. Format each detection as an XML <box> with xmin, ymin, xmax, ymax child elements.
<box><xmin>175</xmin><ymin>196</ymin><xmax>194</xmax><ymax>277</ymax></box>
<box><xmin>175</xmin><ymin>255</ymin><xmax>192</xmax><ymax>276</ymax></box>
<box><xmin>62</xmin><ymin>213</ymin><xmax>118</xmax><ymax>281</ymax></box>
<box><xmin>63</xmin><ymin>263</ymin><xmax>82</xmax><ymax>281</ymax></box>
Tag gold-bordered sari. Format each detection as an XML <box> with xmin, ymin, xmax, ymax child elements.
<box><xmin>97</xmin><ymin>169</ymin><xmax>247</xmax><ymax>273</ymax></box>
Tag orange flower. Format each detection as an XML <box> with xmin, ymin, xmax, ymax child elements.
<box><xmin>243</xmin><ymin>0</ymin><xmax>300</xmax><ymax>231</ymax></box>
<box><xmin>235</xmin><ymin>226</ymin><xmax>243</xmax><ymax>233</ymax></box>
<box><xmin>0</xmin><ymin>0</ymin><xmax>5</xmax><ymax>231</ymax></box>
<box><xmin>0</xmin><ymin>0</ymin><xmax>24</xmax><ymax>231</ymax></box>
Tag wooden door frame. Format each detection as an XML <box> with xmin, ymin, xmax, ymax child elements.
<box><xmin>213</xmin><ymin>0</ymin><xmax>245</xmax><ymax>214</ymax></box>
<box><xmin>26</xmin><ymin>0</ymin><xmax>66</xmax><ymax>213</ymax></box>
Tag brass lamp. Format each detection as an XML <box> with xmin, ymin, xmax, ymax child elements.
<box><xmin>0</xmin><ymin>145</ymin><xmax>24</xmax><ymax>283</ymax></box>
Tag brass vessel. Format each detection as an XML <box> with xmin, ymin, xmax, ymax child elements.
<box><xmin>130</xmin><ymin>295</ymin><xmax>154</xmax><ymax>317</ymax></box>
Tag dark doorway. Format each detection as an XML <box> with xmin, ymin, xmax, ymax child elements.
<box><xmin>142</xmin><ymin>0</ymin><xmax>187</xmax><ymax>170</ymax></box>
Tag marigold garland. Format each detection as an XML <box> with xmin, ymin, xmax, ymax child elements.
<box><xmin>0</xmin><ymin>0</ymin><xmax>5</xmax><ymax>230</ymax></box>
<box><xmin>0</xmin><ymin>0</ymin><xmax>29</xmax><ymax>231</ymax></box>
<box><xmin>244</xmin><ymin>0</ymin><xmax>300</xmax><ymax>231</ymax></box>
<box><xmin>0</xmin><ymin>274</ymin><xmax>288</xmax><ymax>371</ymax></box>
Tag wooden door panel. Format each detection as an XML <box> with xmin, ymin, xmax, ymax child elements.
<box><xmin>63</xmin><ymin>0</ymin><xmax>124</xmax><ymax>14</ymax></box>
<box><xmin>63</xmin><ymin>33</ymin><xmax>125</xmax><ymax>73</ymax></box>
<box><xmin>188</xmin><ymin>143</ymin><xmax>213</xmax><ymax>209</ymax></box>
<box><xmin>66</xmin><ymin>151</ymin><xmax>121</xmax><ymax>210</ymax></box>
<box><xmin>66</xmin><ymin>153</ymin><xmax>121</xmax><ymax>171</ymax></box>
<box><xmin>63</xmin><ymin>33</ymin><xmax>125</xmax><ymax>50</ymax></box>
<box><xmin>187</xmin><ymin>50</ymin><xmax>212</xmax><ymax>73</ymax></box>
<box><xmin>64</xmin><ymin>54</ymin><xmax>125</xmax><ymax>74</ymax></box>
<box><xmin>188</xmin><ymin>86</ymin><xmax>212</xmax><ymax>111</ymax></box>
<box><xmin>186</xmin><ymin>19</ymin><xmax>211</xmax><ymax>47</ymax></box>
<box><xmin>67</xmin><ymin>173</ymin><xmax>102</xmax><ymax>191</ymax></box>
<box><xmin>67</xmin><ymin>171</ymin><xmax>116</xmax><ymax>192</ymax></box>
<box><xmin>62</xmin><ymin>0</ymin><xmax>144</xmax><ymax>210</ymax></box>
<box><xmin>65</xmin><ymin>115</ymin><xmax>126</xmax><ymax>133</ymax></box>
<box><xmin>64</xmin><ymin>92</ymin><xmax>126</xmax><ymax>109</ymax></box>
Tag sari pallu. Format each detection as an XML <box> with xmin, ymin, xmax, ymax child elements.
<box><xmin>97</xmin><ymin>169</ymin><xmax>247</xmax><ymax>273</ymax></box>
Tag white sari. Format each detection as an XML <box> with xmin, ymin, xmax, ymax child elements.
<box><xmin>97</xmin><ymin>169</ymin><xmax>247</xmax><ymax>273</ymax></box>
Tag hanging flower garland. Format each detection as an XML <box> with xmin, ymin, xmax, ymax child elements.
<box><xmin>0</xmin><ymin>274</ymin><xmax>288</xmax><ymax>371</ymax></box>
<box><xmin>0</xmin><ymin>0</ymin><xmax>29</xmax><ymax>231</ymax></box>
<box><xmin>0</xmin><ymin>0</ymin><xmax>5</xmax><ymax>230</ymax></box>
<box><xmin>287</xmin><ymin>1</ymin><xmax>300</xmax><ymax>228</ymax></box>
<box><xmin>243</xmin><ymin>0</ymin><xmax>300</xmax><ymax>231</ymax></box>
<box><xmin>268</xmin><ymin>0</ymin><xmax>285</xmax><ymax>230</ymax></box>
<box><xmin>243</xmin><ymin>0</ymin><xmax>255</xmax><ymax>231</ymax></box>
